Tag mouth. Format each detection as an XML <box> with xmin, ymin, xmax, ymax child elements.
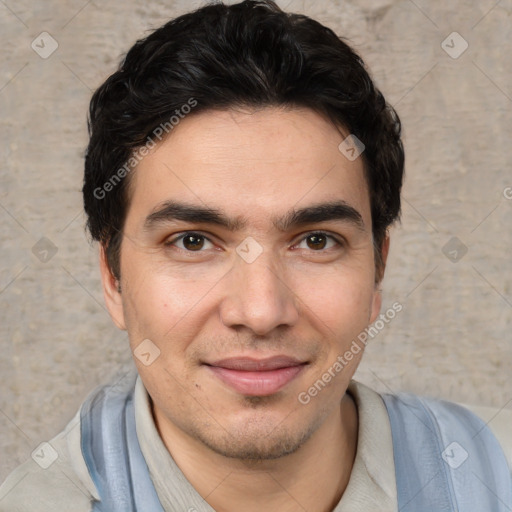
<box><xmin>204</xmin><ymin>356</ymin><xmax>308</xmax><ymax>396</ymax></box>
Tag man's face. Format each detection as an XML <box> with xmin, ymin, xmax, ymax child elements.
<box><xmin>102</xmin><ymin>107</ymin><xmax>383</xmax><ymax>460</ymax></box>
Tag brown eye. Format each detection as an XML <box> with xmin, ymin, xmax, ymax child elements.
<box><xmin>167</xmin><ymin>232</ymin><xmax>214</xmax><ymax>251</ymax></box>
<box><xmin>182</xmin><ymin>234</ymin><xmax>205</xmax><ymax>250</ymax></box>
<box><xmin>306</xmin><ymin>233</ymin><xmax>327</xmax><ymax>250</ymax></box>
<box><xmin>295</xmin><ymin>232</ymin><xmax>341</xmax><ymax>251</ymax></box>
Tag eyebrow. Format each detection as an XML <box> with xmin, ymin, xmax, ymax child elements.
<box><xmin>143</xmin><ymin>199</ymin><xmax>366</xmax><ymax>232</ymax></box>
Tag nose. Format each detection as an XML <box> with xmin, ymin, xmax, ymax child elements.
<box><xmin>219</xmin><ymin>250</ymin><xmax>300</xmax><ymax>335</ymax></box>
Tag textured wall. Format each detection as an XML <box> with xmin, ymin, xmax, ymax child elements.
<box><xmin>1</xmin><ymin>0</ymin><xmax>511</xmax><ymax>480</ymax></box>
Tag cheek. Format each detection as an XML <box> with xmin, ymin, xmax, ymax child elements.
<box><xmin>294</xmin><ymin>264</ymin><xmax>376</xmax><ymax>327</ymax></box>
<box><xmin>290</xmin><ymin>270</ymin><xmax>376</xmax><ymax>371</ymax></box>
<box><xmin>323</xmin><ymin>290</ymin><xmax>374</xmax><ymax>343</ymax></box>
<box><xmin>120</xmin><ymin>254</ymin><xmax>220</xmax><ymax>348</ymax></box>
<box><xmin>123</xmin><ymin>278</ymin><xmax>186</xmax><ymax>339</ymax></box>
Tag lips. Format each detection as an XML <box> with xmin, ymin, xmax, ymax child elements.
<box><xmin>209</xmin><ymin>356</ymin><xmax>304</xmax><ymax>371</ymax></box>
<box><xmin>205</xmin><ymin>356</ymin><xmax>307</xmax><ymax>396</ymax></box>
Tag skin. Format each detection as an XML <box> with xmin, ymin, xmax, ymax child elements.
<box><xmin>100</xmin><ymin>106</ymin><xmax>389</xmax><ymax>512</ymax></box>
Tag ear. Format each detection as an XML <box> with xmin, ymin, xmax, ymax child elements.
<box><xmin>99</xmin><ymin>245</ymin><xmax>126</xmax><ymax>330</ymax></box>
<box><xmin>369</xmin><ymin>234</ymin><xmax>390</xmax><ymax>324</ymax></box>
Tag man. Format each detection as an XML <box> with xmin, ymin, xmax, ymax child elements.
<box><xmin>1</xmin><ymin>1</ymin><xmax>510</xmax><ymax>510</ymax></box>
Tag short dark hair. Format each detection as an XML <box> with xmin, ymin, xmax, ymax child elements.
<box><xmin>83</xmin><ymin>0</ymin><xmax>404</xmax><ymax>281</ymax></box>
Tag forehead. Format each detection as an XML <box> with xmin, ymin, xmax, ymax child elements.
<box><xmin>125</xmin><ymin>107</ymin><xmax>371</xmax><ymax>228</ymax></box>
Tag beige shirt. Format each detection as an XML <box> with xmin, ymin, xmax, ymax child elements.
<box><xmin>1</xmin><ymin>377</ymin><xmax>510</xmax><ymax>511</ymax></box>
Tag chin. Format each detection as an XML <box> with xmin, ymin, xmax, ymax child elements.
<box><xmin>200</xmin><ymin>426</ymin><xmax>313</xmax><ymax>461</ymax></box>
<box><xmin>189</xmin><ymin>409</ymin><xmax>322</xmax><ymax>461</ymax></box>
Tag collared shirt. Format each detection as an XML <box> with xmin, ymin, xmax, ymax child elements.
<box><xmin>1</xmin><ymin>376</ymin><xmax>510</xmax><ymax>511</ymax></box>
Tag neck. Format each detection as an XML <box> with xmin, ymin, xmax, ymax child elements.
<box><xmin>154</xmin><ymin>393</ymin><xmax>358</xmax><ymax>512</ymax></box>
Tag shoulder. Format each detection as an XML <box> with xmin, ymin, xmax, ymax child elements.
<box><xmin>460</xmin><ymin>402</ymin><xmax>512</xmax><ymax>472</ymax></box>
<box><xmin>379</xmin><ymin>388</ymin><xmax>512</xmax><ymax>473</ymax></box>
<box><xmin>0</xmin><ymin>411</ymin><xmax>97</xmax><ymax>512</ymax></box>
<box><xmin>419</xmin><ymin>396</ymin><xmax>512</xmax><ymax>474</ymax></box>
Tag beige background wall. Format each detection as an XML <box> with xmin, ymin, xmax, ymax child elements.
<box><xmin>1</xmin><ymin>0</ymin><xmax>511</xmax><ymax>480</ymax></box>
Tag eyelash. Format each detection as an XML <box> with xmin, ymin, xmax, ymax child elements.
<box><xmin>164</xmin><ymin>231</ymin><xmax>344</xmax><ymax>252</ymax></box>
